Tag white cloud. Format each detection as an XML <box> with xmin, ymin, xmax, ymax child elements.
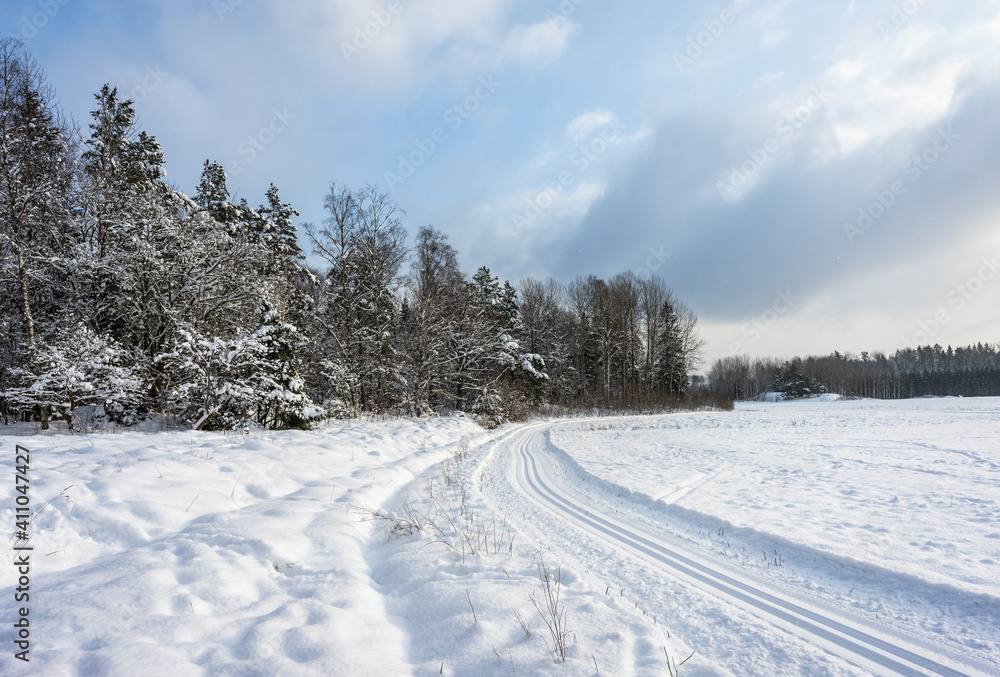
<box><xmin>519</xmin><ymin>143</ymin><xmax>560</xmax><ymax>176</ymax></box>
<box><xmin>501</xmin><ymin>20</ymin><xmax>574</xmax><ymax>64</ymax></box>
<box><xmin>762</xmin><ymin>29</ymin><xmax>790</xmax><ymax>47</ymax></box>
<box><xmin>560</xmin><ymin>181</ymin><xmax>607</xmax><ymax>220</ymax></box>
<box><xmin>566</xmin><ymin>109</ymin><xmax>617</xmax><ymax>142</ymax></box>
<box><xmin>265</xmin><ymin>0</ymin><xmax>515</xmax><ymax>94</ymax></box>
<box><xmin>817</xmin><ymin>15</ymin><xmax>1000</xmax><ymax>157</ymax></box>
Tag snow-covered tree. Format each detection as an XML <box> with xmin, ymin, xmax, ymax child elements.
<box><xmin>156</xmin><ymin>300</ymin><xmax>319</xmax><ymax>431</ymax></box>
<box><xmin>5</xmin><ymin>324</ymin><xmax>144</xmax><ymax>429</ymax></box>
<box><xmin>398</xmin><ymin>227</ymin><xmax>465</xmax><ymax>414</ymax></box>
<box><xmin>772</xmin><ymin>362</ymin><xmax>827</xmax><ymax>399</ymax></box>
<box><xmin>517</xmin><ymin>277</ymin><xmax>571</xmax><ymax>404</ymax></box>
<box><xmin>156</xmin><ymin>328</ymin><xmax>258</xmax><ymax>430</ymax></box>
<box><xmin>0</xmin><ymin>39</ymin><xmax>75</xmax><ymax>352</ymax></box>
<box><xmin>308</xmin><ymin>184</ymin><xmax>407</xmax><ymax>414</ymax></box>
<box><xmin>464</xmin><ymin>266</ymin><xmax>546</xmax><ymax>426</ymax></box>
<box><xmin>248</xmin><ymin>299</ymin><xmax>316</xmax><ymax>429</ymax></box>
<box><xmin>256</xmin><ymin>183</ymin><xmax>305</xmax><ymax>322</ymax></box>
<box><xmin>195</xmin><ymin>160</ymin><xmax>240</xmax><ymax>227</ymax></box>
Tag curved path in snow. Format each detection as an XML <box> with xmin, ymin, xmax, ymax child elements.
<box><xmin>498</xmin><ymin>422</ymin><xmax>995</xmax><ymax>677</ymax></box>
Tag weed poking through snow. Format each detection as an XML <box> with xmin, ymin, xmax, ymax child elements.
<box><xmin>530</xmin><ymin>553</ymin><xmax>570</xmax><ymax>662</ymax></box>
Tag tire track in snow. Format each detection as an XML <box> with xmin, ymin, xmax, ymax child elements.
<box><xmin>504</xmin><ymin>423</ymin><xmax>995</xmax><ymax>677</ymax></box>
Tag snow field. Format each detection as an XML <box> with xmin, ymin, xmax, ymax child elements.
<box><xmin>1</xmin><ymin>418</ymin><xmax>482</xmax><ymax>675</ymax></box>
<box><xmin>543</xmin><ymin>397</ymin><xmax>1000</xmax><ymax>671</ymax></box>
<box><xmin>1</xmin><ymin>415</ymin><xmax>703</xmax><ymax>676</ymax></box>
<box><xmin>6</xmin><ymin>398</ymin><xmax>995</xmax><ymax>676</ymax></box>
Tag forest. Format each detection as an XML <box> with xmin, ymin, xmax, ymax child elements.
<box><xmin>6</xmin><ymin>38</ymin><xmax>993</xmax><ymax>432</ymax></box>
<box><xmin>0</xmin><ymin>39</ymin><xmax>710</xmax><ymax>431</ymax></box>
<box><xmin>709</xmin><ymin>343</ymin><xmax>1000</xmax><ymax>401</ymax></box>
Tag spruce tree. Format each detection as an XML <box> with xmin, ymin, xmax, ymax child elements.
<box><xmin>194</xmin><ymin>160</ymin><xmax>239</xmax><ymax>226</ymax></box>
<box><xmin>656</xmin><ymin>299</ymin><xmax>687</xmax><ymax>393</ymax></box>
<box><xmin>249</xmin><ymin>299</ymin><xmax>314</xmax><ymax>429</ymax></box>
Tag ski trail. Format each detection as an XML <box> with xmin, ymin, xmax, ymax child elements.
<box><xmin>499</xmin><ymin>422</ymin><xmax>996</xmax><ymax>677</ymax></box>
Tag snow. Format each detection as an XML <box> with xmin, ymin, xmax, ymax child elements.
<box><xmin>1</xmin><ymin>418</ymin><xmax>481</xmax><ymax>675</ymax></box>
<box><xmin>549</xmin><ymin>397</ymin><xmax>1000</xmax><ymax>595</ymax></box>
<box><xmin>3</xmin><ymin>398</ymin><xmax>998</xmax><ymax>675</ymax></box>
<box><xmin>0</xmin><ymin>416</ymin><xmax>686</xmax><ymax>676</ymax></box>
<box><xmin>540</xmin><ymin>397</ymin><xmax>1000</xmax><ymax>673</ymax></box>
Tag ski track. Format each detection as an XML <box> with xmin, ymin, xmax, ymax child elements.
<box><xmin>482</xmin><ymin>421</ymin><xmax>998</xmax><ymax>677</ymax></box>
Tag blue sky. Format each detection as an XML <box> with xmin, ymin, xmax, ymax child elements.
<box><xmin>5</xmin><ymin>0</ymin><xmax>1000</xmax><ymax>363</ymax></box>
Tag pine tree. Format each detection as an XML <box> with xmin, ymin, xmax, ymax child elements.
<box><xmin>248</xmin><ymin>299</ymin><xmax>315</xmax><ymax>429</ymax></box>
<box><xmin>656</xmin><ymin>299</ymin><xmax>687</xmax><ymax>393</ymax></box>
<box><xmin>465</xmin><ymin>267</ymin><xmax>545</xmax><ymax>425</ymax></box>
<box><xmin>78</xmin><ymin>84</ymin><xmax>170</xmax><ymax>349</ymax></box>
<box><xmin>194</xmin><ymin>160</ymin><xmax>239</xmax><ymax>227</ymax></box>
<box><xmin>772</xmin><ymin>362</ymin><xmax>827</xmax><ymax>399</ymax></box>
<box><xmin>257</xmin><ymin>184</ymin><xmax>304</xmax><ymax>322</ymax></box>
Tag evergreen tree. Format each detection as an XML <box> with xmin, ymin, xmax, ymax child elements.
<box><xmin>656</xmin><ymin>299</ymin><xmax>687</xmax><ymax>393</ymax></box>
<box><xmin>257</xmin><ymin>184</ymin><xmax>304</xmax><ymax>322</ymax></box>
<box><xmin>772</xmin><ymin>362</ymin><xmax>827</xmax><ymax>399</ymax></box>
<box><xmin>194</xmin><ymin>160</ymin><xmax>239</xmax><ymax>227</ymax></box>
<box><xmin>248</xmin><ymin>299</ymin><xmax>315</xmax><ymax>429</ymax></box>
<box><xmin>465</xmin><ymin>267</ymin><xmax>545</xmax><ymax>425</ymax></box>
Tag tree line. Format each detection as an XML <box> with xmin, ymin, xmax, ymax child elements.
<box><xmin>709</xmin><ymin>343</ymin><xmax>1000</xmax><ymax>401</ymax></box>
<box><xmin>0</xmin><ymin>40</ymin><xmax>716</xmax><ymax>430</ymax></box>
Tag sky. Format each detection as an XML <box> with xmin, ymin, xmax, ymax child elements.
<box><xmin>4</xmin><ymin>0</ymin><xmax>999</xmax><ymax>365</ymax></box>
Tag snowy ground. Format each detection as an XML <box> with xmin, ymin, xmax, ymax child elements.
<box><xmin>0</xmin><ymin>417</ymin><xmax>482</xmax><ymax>675</ymax></box>
<box><xmin>0</xmin><ymin>415</ymin><xmax>687</xmax><ymax>676</ymax></box>
<box><xmin>527</xmin><ymin>397</ymin><xmax>1000</xmax><ymax>675</ymax></box>
<box><xmin>550</xmin><ymin>397</ymin><xmax>1000</xmax><ymax>597</ymax></box>
<box><xmin>2</xmin><ymin>398</ymin><xmax>997</xmax><ymax>675</ymax></box>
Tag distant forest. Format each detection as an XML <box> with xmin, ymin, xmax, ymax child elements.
<box><xmin>0</xmin><ymin>39</ymin><xmax>713</xmax><ymax>431</ymax></box>
<box><xmin>709</xmin><ymin>343</ymin><xmax>1000</xmax><ymax>401</ymax></box>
